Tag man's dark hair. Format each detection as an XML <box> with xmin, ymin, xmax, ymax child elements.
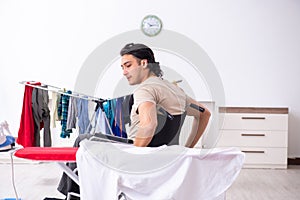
<box><xmin>120</xmin><ymin>43</ymin><xmax>163</xmax><ymax>77</ymax></box>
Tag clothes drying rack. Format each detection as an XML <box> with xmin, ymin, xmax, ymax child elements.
<box><xmin>22</xmin><ymin>80</ymin><xmax>111</xmax><ymax>130</ymax></box>
<box><xmin>19</xmin><ymin>80</ymin><xmax>102</xmax><ymax>101</ymax></box>
<box><xmin>8</xmin><ymin>81</ymin><xmax>134</xmax><ymax>200</ymax></box>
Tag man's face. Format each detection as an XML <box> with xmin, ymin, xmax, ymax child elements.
<box><xmin>121</xmin><ymin>54</ymin><xmax>147</xmax><ymax>85</ymax></box>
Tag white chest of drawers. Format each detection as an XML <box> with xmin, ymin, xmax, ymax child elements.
<box><xmin>217</xmin><ymin>107</ymin><xmax>288</xmax><ymax>169</ymax></box>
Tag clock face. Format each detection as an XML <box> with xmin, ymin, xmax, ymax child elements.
<box><xmin>141</xmin><ymin>15</ymin><xmax>162</xmax><ymax>37</ymax></box>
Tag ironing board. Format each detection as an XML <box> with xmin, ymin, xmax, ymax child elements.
<box><xmin>12</xmin><ymin>132</ymin><xmax>135</xmax><ymax>188</ymax></box>
<box><xmin>14</xmin><ymin>147</ymin><xmax>79</xmax><ymax>185</ymax></box>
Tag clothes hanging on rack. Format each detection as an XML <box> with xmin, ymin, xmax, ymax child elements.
<box><xmin>32</xmin><ymin>86</ymin><xmax>52</xmax><ymax>147</ymax></box>
<box><xmin>103</xmin><ymin>99</ymin><xmax>114</xmax><ymax>133</ymax></box>
<box><xmin>58</xmin><ymin>90</ymin><xmax>73</xmax><ymax>138</ymax></box>
<box><xmin>19</xmin><ymin>81</ymin><xmax>102</xmax><ymax>140</ymax></box>
<box><xmin>100</xmin><ymin>94</ymin><xmax>133</xmax><ymax>138</ymax></box>
<box><xmin>122</xmin><ymin>94</ymin><xmax>134</xmax><ymax>125</ymax></box>
<box><xmin>66</xmin><ymin>96</ymin><xmax>78</xmax><ymax>131</ymax></box>
<box><xmin>76</xmin><ymin>97</ymin><xmax>92</xmax><ymax>135</ymax></box>
<box><xmin>17</xmin><ymin>81</ymin><xmax>41</xmax><ymax>147</ymax></box>
<box><xmin>94</xmin><ymin>107</ymin><xmax>111</xmax><ymax>135</ymax></box>
<box><xmin>50</xmin><ymin>92</ymin><xmax>61</xmax><ymax>128</ymax></box>
<box><xmin>113</xmin><ymin>96</ymin><xmax>127</xmax><ymax>138</ymax></box>
<box><xmin>18</xmin><ymin>81</ymin><xmax>135</xmax><ymax>144</ymax></box>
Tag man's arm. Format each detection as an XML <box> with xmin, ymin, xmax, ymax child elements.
<box><xmin>185</xmin><ymin>97</ymin><xmax>211</xmax><ymax>148</ymax></box>
<box><xmin>134</xmin><ymin>101</ymin><xmax>158</xmax><ymax>147</ymax></box>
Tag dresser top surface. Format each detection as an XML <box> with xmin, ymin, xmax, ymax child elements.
<box><xmin>219</xmin><ymin>107</ymin><xmax>288</xmax><ymax>114</ymax></box>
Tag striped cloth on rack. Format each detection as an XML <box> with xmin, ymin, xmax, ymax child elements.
<box><xmin>58</xmin><ymin>90</ymin><xmax>73</xmax><ymax>138</ymax></box>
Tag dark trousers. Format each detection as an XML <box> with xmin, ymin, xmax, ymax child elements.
<box><xmin>32</xmin><ymin>88</ymin><xmax>52</xmax><ymax>147</ymax></box>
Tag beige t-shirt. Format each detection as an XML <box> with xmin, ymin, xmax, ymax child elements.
<box><xmin>128</xmin><ymin>76</ymin><xmax>188</xmax><ymax>139</ymax></box>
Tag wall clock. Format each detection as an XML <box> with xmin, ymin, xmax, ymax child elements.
<box><xmin>141</xmin><ymin>15</ymin><xmax>163</xmax><ymax>37</ymax></box>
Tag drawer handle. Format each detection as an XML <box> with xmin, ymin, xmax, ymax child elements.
<box><xmin>242</xmin><ymin>150</ymin><xmax>265</xmax><ymax>154</ymax></box>
<box><xmin>241</xmin><ymin>117</ymin><xmax>266</xmax><ymax>120</ymax></box>
<box><xmin>241</xmin><ymin>133</ymin><xmax>265</xmax><ymax>137</ymax></box>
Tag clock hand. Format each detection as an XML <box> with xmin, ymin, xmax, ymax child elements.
<box><xmin>146</xmin><ymin>22</ymin><xmax>158</xmax><ymax>27</ymax></box>
<box><xmin>146</xmin><ymin>22</ymin><xmax>154</xmax><ymax>27</ymax></box>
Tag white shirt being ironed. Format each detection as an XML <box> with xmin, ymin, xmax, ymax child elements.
<box><xmin>77</xmin><ymin>140</ymin><xmax>245</xmax><ymax>200</ymax></box>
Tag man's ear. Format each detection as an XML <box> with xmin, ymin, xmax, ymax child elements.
<box><xmin>141</xmin><ymin>60</ymin><xmax>147</xmax><ymax>68</ymax></box>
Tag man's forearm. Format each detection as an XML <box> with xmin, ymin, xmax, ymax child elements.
<box><xmin>191</xmin><ymin>112</ymin><xmax>210</xmax><ymax>147</ymax></box>
<box><xmin>134</xmin><ymin>125</ymin><xmax>156</xmax><ymax>147</ymax></box>
<box><xmin>134</xmin><ymin>136</ymin><xmax>153</xmax><ymax>147</ymax></box>
<box><xmin>185</xmin><ymin>110</ymin><xmax>211</xmax><ymax>148</ymax></box>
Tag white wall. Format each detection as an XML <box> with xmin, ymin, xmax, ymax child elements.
<box><xmin>0</xmin><ymin>0</ymin><xmax>299</xmax><ymax>157</ymax></box>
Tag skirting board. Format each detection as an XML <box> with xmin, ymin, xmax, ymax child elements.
<box><xmin>288</xmin><ymin>158</ymin><xmax>300</xmax><ymax>165</ymax></box>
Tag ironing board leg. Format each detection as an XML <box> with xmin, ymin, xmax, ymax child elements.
<box><xmin>56</xmin><ymin>162</ymin><xmax>79</xmax><ymax>185</ymax></box>
<box><xmin>66</xmin><ymin>192</ymin><xmax>80</xmax><ymax>200</ymax></box>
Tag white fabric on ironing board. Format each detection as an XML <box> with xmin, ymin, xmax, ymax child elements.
<box><xmin>76</xmin><ymin>140</ymin><xmax>245</xmax><ymax>200</ymax></box>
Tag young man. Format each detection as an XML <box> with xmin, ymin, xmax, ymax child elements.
<box><xmin>55</xmin><ymin>43</ymin><xmax>211</xmax><ymax>199</ymax></box>
<box><xmin>120</xmin><ymin>43</ymin><xmax>211</xmax><ymax>148</ymax></box>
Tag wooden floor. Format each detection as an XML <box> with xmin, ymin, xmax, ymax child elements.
<box><xmin>0</xmin><ymin>160</ymin><xmax>300</xmax><ymax>200</ymax></box>
<box><xmin>226</xmin><ymin>165</ymin><xmax>300</xmax><ymax>200</ymax></box>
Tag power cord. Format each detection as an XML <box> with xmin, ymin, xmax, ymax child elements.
<box><xmin>9</xmin><ymin>148</ymin><xmax>20</xmax><ymax>200</ymax></box>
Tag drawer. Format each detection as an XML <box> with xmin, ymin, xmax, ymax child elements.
<box><xmin>219</xmin><ymin>113</ymin><xmax>288</xmax><ymax>131</ymax></box>
<box><xmin>217</xmin><ymin>130</ymin><xmax>288</xmax><ymax>148</ymax></box>
<box><xmin>239</xmin><ymin>147</ymin><xmax>287</xmax><ymax>168</ymax></box>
